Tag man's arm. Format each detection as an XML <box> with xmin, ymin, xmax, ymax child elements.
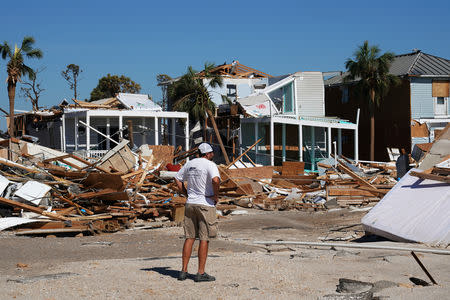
<box><xmin>211</xmin><ymin>176</ymin><xmax>220</xmax><ymax>204</ymax></box>
<box><xmin>174</xmin><ymin>178</ymin><xmax>187</xmax><ymax>197</ymax></box>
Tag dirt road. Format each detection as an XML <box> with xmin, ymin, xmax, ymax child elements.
<box><xmin>1</xmin><ymin>208</ymin><xmax>448</xmax><ymax>299</ymax></box>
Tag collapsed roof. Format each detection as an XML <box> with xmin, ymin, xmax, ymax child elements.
<box><xmin>67</xmin><ymin>93</ymin><xmax>162</xmax><ymax>111</ymax></box>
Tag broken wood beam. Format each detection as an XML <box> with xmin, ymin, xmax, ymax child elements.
<box><xmin>0</xmin><ymin>197</ymin><xmax>68</xmax><ymax>221</ymax></box>
<box><xmin>53</xmin><ymin>193</ymin><xmax>94</xmax><ymax>215</ymax></box>
<box><xmin>206</xmin><ymin>108</ymin><xmax>230</xmax><ymax>165</ymax></box>
<box><xmin>226</xmin><ymin>138</ymin><xmax>262</xmax><ymax>169</ymax></box>
<box><xmin>410</xmin><ymin>171</ymin><xmax>450</xmax><ymax>183</ymax></box>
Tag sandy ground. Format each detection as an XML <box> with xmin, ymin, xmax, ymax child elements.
<box><xmin>0</xmin><ymin>208</ymin><xmax>449</xmax><ymax>299</ymax></box>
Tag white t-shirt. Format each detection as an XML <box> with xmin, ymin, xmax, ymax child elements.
<box><xmin>175</xmin><ymin>157</ymin><xmax>221</xmax><ymax>207</ymax></box>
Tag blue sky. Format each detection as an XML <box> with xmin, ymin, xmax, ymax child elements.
<box><xmin>0</xmin><ymin>0</ymin><xmax>449</xmax><ymax>130</ymax></box>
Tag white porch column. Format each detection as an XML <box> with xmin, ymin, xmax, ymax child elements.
<box><xmin>119</xmin><ymin>116</ymin><xmax>123</xmax><ymax>139</ymax></box>
<box><xmin>154</xmin><ymin>117</ymin><xmax>159</xmax><ymax>145</ymax></box>
<box><xmin>338</xmin><ymin>128</ymin><xmax>342</xmax><ymax>156</ymax></box>
<box><xmin>270</xmin><ymin>117</ymin><xmax>274</xmax><ymax>166</ymax></box>
<box><xmin>298</xmin><ymin>123</ymin><xmax>303</xmax><ymax>162</ymax></box>
<box><xmin>61</xmin><ymin>114</ymin><xmax>66</xmax><ymax>152</ymax></box>
<box><xmin>141</xmin><ymin>118</ymin><xmax>146</xmax><ymax>145</ymax></box>
<box><xmin>171</xmin><ymin>118</ymin><xmax>176</xmax><ymax>146</ymax></box>
<box><xmin>327</xmin><ymin>126</ymin><xmax>332</xmax><ymax>158</ymax></box>
<box><xmin>106</xmin><ymin>117</ymin><xmax>111</xmax><ymax>150</ymax></box>
<box><xmin>74</xmin><ymin>116</ymin><xmax>79</xmax><ymax>151</ymax></box>
<box><xmin>282</xmin><ymin>123</ymin><xmax>286</xmax><ymax>162</ymax></box>
<box><xmin>254</xmin><ymin>122</ymin><xmax>258</xmax><ymax>164</ymax></box>
<box><xmin>185</xmin><ymin>116</ymin><xmax>189</xmax><ymax>152</ymax></box>
<box><xmin>354</xmin><ymin>127</ymin><xmax>359</xmax><ymax>162</ymax></box>
<box><xmin>311</xmin><ymin>126</ymin><xmax>316</xmax><ymax>171</ymax></box>
<box><xmin>86</xmin><ymin>113</ymin><xmax>90</xmax><ymax>155</ymax></box>
<box><xmin>355</xmin><ymin>109</ymin><xmax>360</xmax><ymax>163</ymax></box>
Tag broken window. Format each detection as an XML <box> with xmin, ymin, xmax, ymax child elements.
<box><xmin>227</xmin><ymin>84</ymin><xmax>237</xmax><ymax>101</ymax></box>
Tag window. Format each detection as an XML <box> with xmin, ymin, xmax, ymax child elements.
<box><xmin>283</xmin><ymin>83</ymin><xmax>294</xmax><ymax>114</ymax></box>
<box><xmin>226</xmin><ymin>84</ymin><xmax>237</xmax><ymax>101</ymax></box>
<box><xmin>341</xmin><ymin>86</ymin><xmax>349</xmax><ymax>104</ymax></box>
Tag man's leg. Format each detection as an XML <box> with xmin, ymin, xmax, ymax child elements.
<box><xmin>182</xmin><ymin>238</ymin><xmax>195</xmax><ymax>272</ymax></box>
<box><xmin>198</xmin><ymin>240</ymin><xmax>209</xmax><ymax>274</ymax></box>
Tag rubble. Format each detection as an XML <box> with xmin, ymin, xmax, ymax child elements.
<box><xmin>0</xmin><ymin>135</ymin><xmax>406</xmax><ymax>237</ymax></box>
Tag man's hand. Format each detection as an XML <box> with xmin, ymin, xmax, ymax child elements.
<box><xmin>174</xmin><ymin>178</ymin><xmax>187</xmax><ymax>196</ymax></box>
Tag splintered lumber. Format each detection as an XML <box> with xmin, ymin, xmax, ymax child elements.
<box><xmin>75</xmin><ymin>188</ymin><xmax>118</xmax><ymax>199</ymax></box>
<box><xmin>121</xmin><ymin>169</ymin><xmax>144</xmax><ymax>180</ymax></box>
<box><xmin>174</xmin><ymin>147</ymin><xmax>198</xmax><ymax>161</ymax></box>
<box><xmin>0</xmin><ymin>157</ymin><xmax>72</xmax><ymax>184</ymax></box>
<box><xmin>337</xmin><ymin>161</ymin><xmax>380</xmax><ymax>195</ymax></box>
<box><xmin>0</xmin><ymin>197</ymin><xmax>68</xmax><ymax>221</ymax></box>
<box><xmin>272</xmin><ymin>174</ymin><xmax>317</xmax><ymax>185</ymax></box>
<box><xmin>146</xmin><ymin>145</ymin><xmax>175</xmax><ymax>167</ymax></box>
<box><xmin>53</xmin><ymin>194</ymin><xmax>94</xmax><ymax>215</ymax></box>
<box><xmin>226</xmin><ymin>138</ymin><xmax>262</xmax><ymax>169</ymax></box>
<box><xmin>218</xmin><ymin>166</ymin><xmax>253</xmax><ymax>195</ymax></box>
<box><xmin>410</xmin><ymin>171</ymin><xmax>450</xmax><ymax>183</ymax></box>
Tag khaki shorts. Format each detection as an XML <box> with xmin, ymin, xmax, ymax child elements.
<box><xmin>184</xmin><ymin>204</ymin><xmax>217</xmax><ymax>241</ymax></box>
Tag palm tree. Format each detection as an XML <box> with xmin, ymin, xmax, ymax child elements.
<box><xmin>345</xmin><ymin>41</ymin><xmax>399</xmax><ymax>161</ymax></box>
<box><xmin>170</xmin><ymin>62</ymin><xmax>230</xmax><ymax>164</ymax></box>
<box><xmin>0</xmin><ymin>36</ymin><xmax>43</xmax><ymax>137</ymax></box>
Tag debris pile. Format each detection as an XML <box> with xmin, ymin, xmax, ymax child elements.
<box><xmin>0</xmin><ymin>138</ymin><xmax>187</xmax><ymax>236</ymax></box>
<box><xmin>0</xmin><ymin>135</ymin><xmax>418</xmax><ymax>237</ymax></box>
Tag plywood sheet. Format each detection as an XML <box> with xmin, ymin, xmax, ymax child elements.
<box><xmin>281</xmin><ymin>161</ymin><xmax>305</xmax><ymax>175</ymax></box>
<box><xmin>225</xmin><ymin>166</ymin><xmax>273</xmax><ymax>179</ymax></box>
<box><xmin>432</xmin><ymin>80</ymin><xmax>450</xmax><ymax>97</ymax></box>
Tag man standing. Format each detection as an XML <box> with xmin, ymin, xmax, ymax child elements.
<box><xmin>174</xmin><ymin>143</ymin><xmax>220</xmax><ymax>282</ymax></box>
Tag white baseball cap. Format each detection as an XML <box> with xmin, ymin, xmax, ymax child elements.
<box><xmin>198</xmin><ymin>143</ymin><xmax>213</xmax><ymax>154</ymax></box>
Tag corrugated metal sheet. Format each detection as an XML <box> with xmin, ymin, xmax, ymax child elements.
<box><xmin>295</xmin><ymin>72</ymin><xmax>325</xmax><ymax>117</ymax></box>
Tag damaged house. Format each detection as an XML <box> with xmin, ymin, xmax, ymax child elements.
<box><xmin>13</xmin><ymin>93</ymin><xmax>190</xmax><ymax>158</ymax></box>
<box><xmin>325</xmin><ymin>50</ymin><xmax>450</xmax><ymax>161</ymax></box>
<box><xmin>238</xmin><ymin>72</ymin><xmax>359</xmax><ymax>170</ymax></box>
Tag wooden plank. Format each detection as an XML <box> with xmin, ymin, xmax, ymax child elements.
<box><xmin>225</xmin><ymin>166</ymin><xmax>273</xmax><ymax>180</ymax></box>
<box><xmin>410</xmin><ymin>171</ymin><xmax>450</xmax><ymax>183</ymax></box>
<box><xmin>327</xmin><ymin>186</ymin><xmax>376</xmax><ymax>197</ymax></box>
<box><xmin>0</xmin><ymin>197</ymin><xmax>68</xmax><ymax>221</ymax></box>
<box><xmin>16</xmin><ymin>228</ymin><xmax>87</xmax><ymax>235</ymax></box>
<box><xmin>337</xmin><ymin>160</ymin><xmax>380</xmax><ymax>195</ymax></box>
<box><xmin>75</xmin><ymin>188</ymin><xmax>117</xmax><ymax>199</ymax></box>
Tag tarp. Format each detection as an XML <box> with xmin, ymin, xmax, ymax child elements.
<box><xmin>361</xmin><ymin>168</ymin><xmax>450</xmax><ymax>246</ymax></box>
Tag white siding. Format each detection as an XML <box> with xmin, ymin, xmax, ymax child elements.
<box><xmin>410</xmin><ymin>77</ymin><xmax>434</xmax><ymax>119</ymax></box>
<box><xmin>295</xmin><ymin>72</ymin><xmax>325</xmax><ymax>117</ymax></box>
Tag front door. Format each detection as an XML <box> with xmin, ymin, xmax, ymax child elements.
<box><xmin>435</xmin><ymin>97</ymin><xmax>448</xmax><ymax>115</ymax></box>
